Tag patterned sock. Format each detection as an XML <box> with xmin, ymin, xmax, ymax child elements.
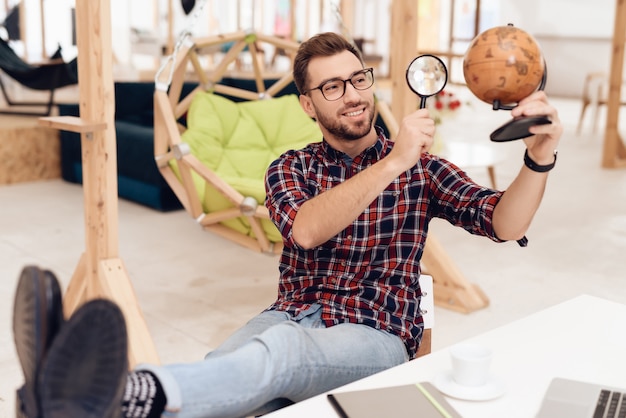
<box><xmin>121</xmin><ymin>370</ymin><xmax>167</xmax><ymax>418</ymax></box>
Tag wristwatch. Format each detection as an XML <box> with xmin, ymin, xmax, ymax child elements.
<box><xmin>523</xmin><ymin>149</ymin><xmax>557</xmax><ymax>172</ymax></box>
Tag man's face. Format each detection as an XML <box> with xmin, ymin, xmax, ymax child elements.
<box><xmin>300</xmin><ymin>51</ymin><xmax>375</xmax><ymax>143</ymax></box>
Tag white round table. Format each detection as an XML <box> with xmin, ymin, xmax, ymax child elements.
<box><xmin>438</xmin><ymin>142</ymin><xmax>505</xmax><ymax>189</ymax></box>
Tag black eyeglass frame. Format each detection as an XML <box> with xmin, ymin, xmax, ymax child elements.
<box><xmin>303</xmin><ymin>67</ymin><xmax>375</xmax><ymax>101</ymax></box>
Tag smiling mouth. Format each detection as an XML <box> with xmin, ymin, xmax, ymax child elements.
<box><xmin>344</xmin><ymin>108</ymin><xmax>364</xmax><ymax>117</ymax></box>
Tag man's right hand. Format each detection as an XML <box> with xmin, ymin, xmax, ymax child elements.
<box><xmin>387</xmin><ymin>108</ymin><xmax>436</xmax><ymax>172</ymax></box>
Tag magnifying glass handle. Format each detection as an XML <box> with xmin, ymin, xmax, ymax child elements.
<box><xmin>419</xmin><ymin>96</ymin><xmax>427</xmax><ymax>109</ymax></box>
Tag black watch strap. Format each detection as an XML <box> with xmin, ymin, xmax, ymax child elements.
<box><xmin>524</xmin><ymin>149</ymin><xmax>557</xmax><ymax>172</ymax></box>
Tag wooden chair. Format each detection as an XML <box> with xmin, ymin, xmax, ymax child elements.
<box><xmin>416</xmin><ymin>274</ymin><xmax>434</xmax><ymax>357</ymax></box>
<box><xmin>577</xmin><ymin>71</ymin><xmax>626</xmax><ymax>135</ymax></box>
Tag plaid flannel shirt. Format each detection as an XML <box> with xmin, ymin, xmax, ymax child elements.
<box><xmin>264</xmin><ymin>128</ymin><xmax>509</xmax><ymax>359</ymax></box>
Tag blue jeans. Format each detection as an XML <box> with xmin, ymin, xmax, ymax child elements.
<box><xmin>138</xmin><ymin>304</ymin><xmax>409</xmax><ymax>418</ymax></box>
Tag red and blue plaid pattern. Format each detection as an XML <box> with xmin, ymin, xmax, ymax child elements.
<box><xmin>265</xmin><ymin>129</ymin><xmax>506</xmax><ymax>359</ymax></box>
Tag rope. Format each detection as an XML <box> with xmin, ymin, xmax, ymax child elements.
<box><xmin>155</xmin><ymin>0</ymin><xmax>208</xmax><ymax>90</ymax></box>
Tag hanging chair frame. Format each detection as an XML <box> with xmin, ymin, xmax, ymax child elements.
<box><xmin>153</xmin><ymin>30</ymin><xmax>304</xmax><ymax>254</ymax></box>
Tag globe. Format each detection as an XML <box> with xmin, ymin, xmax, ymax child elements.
<box><xmin>463</xmin><ymin>24</ymin><xmax>545</xmax><ymax>106</ymax></box>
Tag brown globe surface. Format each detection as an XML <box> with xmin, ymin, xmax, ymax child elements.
<box><xmin>463</xmin><ymin>25</ymin><xmax>545</xmax><ymax>106</ymax></box>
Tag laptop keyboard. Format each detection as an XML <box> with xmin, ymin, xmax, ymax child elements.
<box><xmin>594</xmin><ymin>389</ymin><xmax>626</xmax><ymax>418</ymax></box>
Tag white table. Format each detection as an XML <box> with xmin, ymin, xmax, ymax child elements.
<box><xmin>265</xmin><ymin>295</ymin><xmax>626</xmax><ymax>418</ymax></box>
<box><xmin>439</xmin><ymin>141</ymin><xmax>505</xmax><ymax>189</ymax></box>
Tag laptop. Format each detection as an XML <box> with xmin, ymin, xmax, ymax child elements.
<box><xmin>536</xmin><ymin>377</ymin><xmax>626</xmax><ymax>418</ymax></box>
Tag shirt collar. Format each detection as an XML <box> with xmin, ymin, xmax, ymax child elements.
<box><xmin>321</xmin><ymin>125</ymin><xmax>388</xmax><ymax>164</ymax></box>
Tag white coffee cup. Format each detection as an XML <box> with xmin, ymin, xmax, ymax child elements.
<box><xmin>449</xmin><ymin>342</ymin><xmax>493</xmax><ymax>387</ymax></box>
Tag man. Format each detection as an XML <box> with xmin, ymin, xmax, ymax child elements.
<box><xmin>12</xmin><ymin>32</ymin><xmax>562</xmax><ymax>418</ymax></box>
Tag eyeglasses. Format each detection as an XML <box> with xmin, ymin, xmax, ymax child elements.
<box><xmin>304</xmin><ymin>68</ymin><xmax>375</xmax><ymax>101</ymax></box>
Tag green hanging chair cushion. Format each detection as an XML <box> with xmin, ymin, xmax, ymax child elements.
<box><xmin>179</xmin><ymin>92</ymin><xmax>321</xmax><ymax>242</ymax></box>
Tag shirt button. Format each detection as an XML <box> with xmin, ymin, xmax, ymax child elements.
<box><xmin>341</xmin><ymin>261</ymin><xmax>346</xmax><ymax>267</ymax></box>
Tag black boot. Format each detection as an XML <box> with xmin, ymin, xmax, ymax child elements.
<box><xmin>38</xmin><ymin>298</ymin><xmax>128</xmax><ymax>418</ymax></box>
<box><xmin>13</xmin><ymin>265</ymin><xmax>64</xmax><ymax>418</ymax></box>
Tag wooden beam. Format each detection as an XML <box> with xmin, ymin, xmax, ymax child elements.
<box><xmin>39</xmin><ymin>116</ymin><xmax>107</xmax><ymax>133</ymax></box>
<box><xmin>18</xmin><ymin>0</ymin><xmax>26</xmax><ymax>59</ymax></box>
<box><xmin>339</xmin><ymin>0</ymin><xmax>355</xmax><ymax>39</ymax></box>
<box><xmin>167</xmin><ymin>0</ymin><xmax>174</xmax><ymax>55</ymax></box>
<box><xmin>51</xmin><ymin>0</ymin><xmax>160</xmax><ymax>367</ymax></box>
<box><xmin>602</xmin><ymin>0</ymin><xmax>626</xmax><ymax>168</ymax></box>
<box><xmin>389</xmin><ymin>0</ymin><xmax>418</xmax><ymax>124</ymax></box>
<box><xmin>39</xmin><ymin>0</ymin><xmax>45</xmax><ymax>59</ymax></box>
<box><xmin>290</xmin><ymin>0</ymin><xmax>297</xmax><ymax>41</ymax></box>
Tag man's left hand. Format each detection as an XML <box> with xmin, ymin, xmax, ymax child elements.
<box><xmin>512</xmin><ymin>91</ymin><xmax>563</xmax><ymax>165</ymax></box>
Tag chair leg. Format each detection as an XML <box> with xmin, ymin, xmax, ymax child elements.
<box><xmin>576</xmin><ymin>99</ymin><xmax>589</xmax><ymax>135</ymax></box>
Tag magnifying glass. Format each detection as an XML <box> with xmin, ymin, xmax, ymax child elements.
<box><xmin>406</xmin><ymin>54</ymin><xmax>448</xmax><ymax>109</ymax></box>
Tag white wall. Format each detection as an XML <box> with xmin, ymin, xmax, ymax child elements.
<box><xmin>2</xmin><ymin>0</ymin><xmax>620</xmax><ymax>97</ymax></box>
<box><xmin>500</xmin><ymin>0</ymin><xmax>618</xmax><ymax>98</ymax></box>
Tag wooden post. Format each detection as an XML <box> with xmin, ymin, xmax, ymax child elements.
<box><xmin>602</xmin><ymin>0</ymin><xmax>626</xmax><ymax>168</ymax></box>
<box><xmin>167</xmin><ymin>0</ymin><xmax>174</xmax><ymax>56</ymax></box>
<box><xmin>39</xmin><ymin>0</ymin><xmax>45</xmax><ymax>59</ymax></box>
<box><xmin>339</xmin><ymin>0</ymin><xmax>354</xmax><ymax>39</ymax></box>
<box><xmin>39</xmin><ymin>0</ymin><xmax>159</xmax><ymax>367</ymax></box>
<box><xmin>18</xmin><ymin>0</ymin><xmax>26</xmax><ymax>59</ymax></box>
<box><xmin>389</xmin><ymin>0</ymin><xmax>418</xmax><ymax>124</ymax></box>
<box><xmin>389</xmin><ymin>0</ymin><xmax>489</xmax><ymax>313</ymax></box>
<box><xmin>290</xmin><ymin>0</ymin><xmax>297</xmax><ymax>41</ymax></box>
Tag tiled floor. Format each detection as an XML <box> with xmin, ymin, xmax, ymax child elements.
<box><xmin>1</xmin><ymin>93</ymin><xmax>625</xmax><ymax>417</ymax></box>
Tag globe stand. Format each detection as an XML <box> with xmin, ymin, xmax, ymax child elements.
<box><xmin>490</xmin><ymin>98</ymin><xmax>552</xmax><ymax>142</ymax></box>
<box><xmin>489</xmin><ymin>64</ymin><xmax>550</xmax><ymax>142</ymax></box>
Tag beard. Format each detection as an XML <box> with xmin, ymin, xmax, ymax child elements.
<box><xmin>315</xmin><ymin>102</ymin><xmax>375</xmax><ymax>142</ymax></box>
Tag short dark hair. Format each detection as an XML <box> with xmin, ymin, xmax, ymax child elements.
<box><xmin>292</xmin><ymin>32</ymin><xmax>363</xmax><ymax>95</ymax></box>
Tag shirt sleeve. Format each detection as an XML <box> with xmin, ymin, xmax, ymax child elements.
<box><xmin>425</xmin><ymin>155</ymin><xmax>515</xmax><ymax>244</ymax></box>
<box><xmin>264</xmin><ymin>150</ymin><xmax>313</xmax><ymax>248</ymax></box>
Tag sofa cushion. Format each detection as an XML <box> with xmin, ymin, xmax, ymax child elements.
<box><xmin>180</xmin><ymin>92</ymin><xmax>321</xmax><ymax>241</ymax></box>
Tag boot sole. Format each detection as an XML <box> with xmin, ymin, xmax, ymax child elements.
<box><xmin>39</xmin><ymin>299</ymin><xmax>128</xmax><ymax>418</ymax></box>
<box><xmin>13</xmin><ymin>266</ymin><xmax>63</xmax><ymax>418</ymax></box>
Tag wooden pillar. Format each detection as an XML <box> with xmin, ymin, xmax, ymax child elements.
<box><xmin>290</xmin><ymin>0</ymin><xmax>297</xmax><ymax>41</ymax></box>
<box><xmin>602</xmin><ymin>0</ymin><xmax>626</xmax><ymax>168</ymax></box>
<box><xmin>167</xmin><ymin>0</ymin><xmax>174</xmax><ymax>56</ymax></box>
<box><xmin>389</xmin><ymin>0</ymin><xmax>488</xmax><ymax>313</ymax></box>
<box><xmin>339</xmin><ymin>0</ymin><xmax>354</xmax><ymax>38</ymax></box>
<box><xmin>389</xmin><ymin>0</ymin><xmax>418</xmax><ymax>124</ymax></box>
<box><xmin>18</xmin><ymin>0</ymin><xmax>26</xmax><ymax>58</ymax></box>
<box><xmin>39</xmin><ymin>0</ymin><xmax>45</xmax><ymax>59</ymax></box>
<box><xmin>39</xmin><ymin>0</ymin><xmax>160</xmax><ymax>367</ymax></box>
